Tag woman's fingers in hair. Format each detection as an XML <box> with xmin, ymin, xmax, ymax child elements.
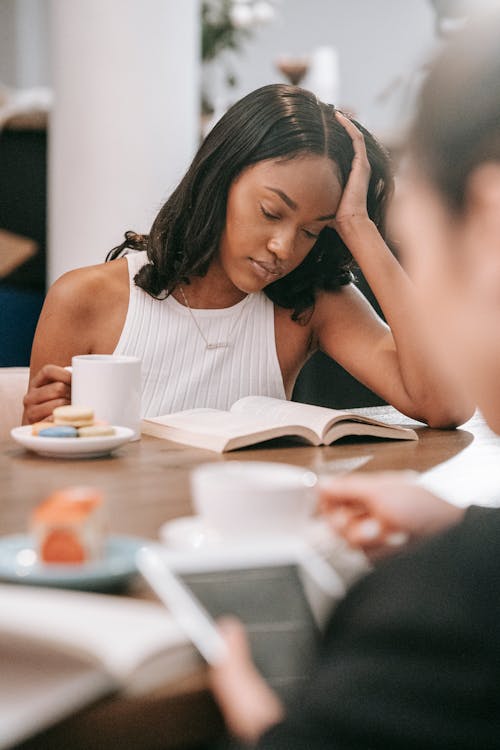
<box><xmin>334</xmin><ymin>110</ymin><xmax>364</xmax><ymax>144</ymax></box>
<box><xmin>335</xmin><ymin>111</ymin><xmax>370</xmax><ymax>169</ymax></box>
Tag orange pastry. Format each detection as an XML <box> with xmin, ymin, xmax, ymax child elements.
<box><xmin>31</xmin><ymin>486</ymin><xmax>105</xmax><ymax>564</ymax></box>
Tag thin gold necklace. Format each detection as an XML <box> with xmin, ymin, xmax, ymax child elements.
<box><xmin>178</xmin><ymin>286</ymin><xmax>250</xmax><ymax>350</ymax></box>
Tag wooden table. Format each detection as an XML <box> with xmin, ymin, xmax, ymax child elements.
<box><xmin>2</xmin><ymin>407</ymin><xmax>500</xmax><ymax>749</ymax></box>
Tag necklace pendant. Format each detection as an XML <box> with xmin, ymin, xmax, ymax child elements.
<box><xmin>206</xmin><ymin>342</ymin><xmax>230</xmax><ymax>350</ymax></box>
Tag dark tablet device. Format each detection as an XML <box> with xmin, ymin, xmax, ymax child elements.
<box><xmin>137</xmin><ymin>541</ymin><xmax>344</xmax><ymax>703</ymax></box>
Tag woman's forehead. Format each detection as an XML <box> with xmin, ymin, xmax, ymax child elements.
<box><xmin>246</xmin><ymin>154</ymin><xmax>339</xmax><ymax>179</ymax></box>
<box><xmin>235</xmin><ymin>155</ymin><xmax>342</xmax><ymax>210</ymax></box>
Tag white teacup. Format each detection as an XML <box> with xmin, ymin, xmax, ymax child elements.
<box><xmin>190</xmin><ymin>461</ymin><xmax>318</xmax><ymax>539</ymax></box>
<box><xmin>71</xmin><ymin>354</ymin><xmax>142</xmax><ymax>439</ymax></box>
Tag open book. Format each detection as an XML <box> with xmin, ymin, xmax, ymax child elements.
<box><xmin>0</xmin><ymin>585</ymin><xmax>198</xmax><ymax>750</ymax></box>
<box><xmin>141</xmin><ymin>396</ymin><xmax>418</xmax><ymax>453</ymax></box>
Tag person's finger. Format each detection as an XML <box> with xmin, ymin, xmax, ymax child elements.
<box><xmin>385</xmin><ymin>531</ymin><xmax>410</xmax><ymax>547</ymax></box>
<box><xmin>209</xmin><ymin>618</ymin><xmax>284</xmax><ymax>743</ymax></box>
<box><xmin>24</xmin><ymin>398</ymin><xmax>71</xmax><ymax>425</ymax></box>
<box><xmin>318</xmin><ymin>474</ymin><xmax>383</xmax><ymax>512</ymax></box>
<box><xmin>319</xmin><ymin>471</ymin><xmax>418</xmax><ymax>508</ymax></box>
<box><xmin>326</xmin><ymin>504</ymin><xmax>409</xmax><ymax>552</ymax></box>
<box><xmin>29</xmin><ymin>364</ymin><xmax>72</xmax><ymax>388</ymax></box>
<box><xmin>343</xmin><ymin>516</ymin><xmax>386</xmax><ymax>548</ymax></box>
<box><xmin>335</xmin><ymin>111</ymin><xmax>370</xmax><ymax>166</ymax></box>
<box><xmin>217</xmin><ymin>617</ymin><xmax>253</xmax><ymax>666</ymax></box>
<box><xmin>325</xmin><ymin>505</ymin><xmax>366</xmax><ymax>533</ymax></box>
<box><xmin>23</xmin><ymin>380</ymin><xmax>71</xmax><ymax>407</ymax></box>
<box><xmin>343</xmin><ymin>516</ymin><xmax>410</xmax><ymax>551</ymax></box>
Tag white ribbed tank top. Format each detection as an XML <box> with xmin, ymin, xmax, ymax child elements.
<box><xmin>113</xmin><ymin>251</ymin><xmax>286</xmax><ymax>417</ymax></box>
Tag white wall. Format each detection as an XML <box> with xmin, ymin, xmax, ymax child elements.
<box><xmin>3</xmin><ymin>0</ymin><xmax>437</xmax><ymax>134</ymax></box>
<box><xmin>0</xmin><ymin>0</ymin><xmax>50</xmax><ymax>88</ymax></box>
<box><xmin>0</xmin><ymin>0</ymin><xmax>18</xmax><ymax>86</ymax></box>
<box><xmin>16</xmin><ymin>0</ymin><xmax>50</xmax><ymax>88</ymax></box>
<box><xmin>1</xmin><ymin>0</ymin><xmax>439</xmax><ymax>278</ymax></box>
<box><xmin>48</xmin><ymin>0</ymin><xmax>200</xmax><ymax>281</ymax></box>
<box><xmin>211</xmin><ymin>0</ymin><xmax>437</xmax><ymax>137</ymax></box>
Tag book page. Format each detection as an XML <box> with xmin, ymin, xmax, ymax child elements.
<box><xmin>0</xmin><ymin>638</ymin><xmax>112</xmax><ymax>750</ymax></box>
<box><xmin>231</xmin><ymin>397</ymin><xmax>413</xmax><ymax>442</ymax></box>
<box><xmin>323</xmin><ymin>421</ymin><xmax>417</xmax><ymax>445</ymax></box>
<box><xmin>231</xmin><ymin>396</ymin><xmax>349</xmax><ymax>439</ymax></box>
<box><xmin>147</xmin><ymin>408</ymin><xmax>284</xmax><ymax>439</ymax></box>
<box><xmin>0</xmin><ymin>585</ymin><xmax>189</xmax><ymax>684</ymax></box>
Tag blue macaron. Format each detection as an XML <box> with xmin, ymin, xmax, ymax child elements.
<box><xmin>38</xmin><ymin>426</ymin><xmax>79</xmax><ymax>438</ymax></box>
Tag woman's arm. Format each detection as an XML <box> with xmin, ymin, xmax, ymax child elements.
<box><xmin>315</xmin><ymin>113</ymin><xmax>474</xmax><ymax>427</ymax></box>
<box><xmin>23</xmin><ymin>262</ymin><xmax>126</xmax><ymax>424</ymax></box>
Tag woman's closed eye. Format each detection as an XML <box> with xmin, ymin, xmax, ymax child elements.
<box><xmin>260</xmin><ymin>204</ymin><xmax>280</xmax><ymax>220</ymax></box>
<box><xmin>303</xmin><ymin>228</ymin><xmax>320</xmax><ymax>240</ymax></box>
<box><xmin>260</xmin><ymin>204</ymin><xmax>320</xmax><ymax>240</ymax></box>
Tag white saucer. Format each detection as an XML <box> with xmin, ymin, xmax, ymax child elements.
<box><xmin>159</xmin><ymin>516</ymin><xmax>370</xmax><ymax>586</ymax></box>
<box><xmin>10</xmin><ymin>425</ymin><xmax>134</xmax><ymax>459</ymax></box>
<box><xmin>159</xmin><ymin>515</ymin><xmax>333</xmax><ymax>552</ymax></box>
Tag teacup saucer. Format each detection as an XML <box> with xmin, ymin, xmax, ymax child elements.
<box><xmin>160</xmin><ymin>515</ymin><xmax>333</xmax><ymax>552</ymax></box>
<box><xmin>158</xmin><ymin>516</ymin><xmax>370</xmax><ymax>586</ymax></box>
<box><xmin>159</xmin><ymin>516</ymin><xmax>224</xmax><ymax>551</ymax></box>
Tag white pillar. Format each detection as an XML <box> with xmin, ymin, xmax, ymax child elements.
<box><xmin>16</xmin><ymin>0</ymin><xmax>50</xmax><ymax>88</ymax></box>
<box><xmin>48</xmin><ymin>0</ymin><xmax>200</xmax><ymax>283</ymax></box>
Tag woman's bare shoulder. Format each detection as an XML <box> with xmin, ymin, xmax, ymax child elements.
<box><xmin>29</xmin><ymin>259</ymin><xmax>131</xmax><ymax>384</ymax></box>
<box><xmin>46</xmin><ymin>258</ymin><xmax>129</xmax><ymax>319</ymax></box>
<box><xmin>49</xmin><ymin>258</ymin><xmax>128</xmax><ymax>297</ymax></box>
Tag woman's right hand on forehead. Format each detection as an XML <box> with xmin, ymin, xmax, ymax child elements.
<box><xmin>22</xmin><ymin>364</ymin><xmax>72</xmax><ymax>425</ymax></box>
<box><xmin>319</xmin><ymin>471</ymin><xmax>464</xmax><ymax>559</ymax></box>
<box><xmin>331</xmin><ymin>111</ymin><xmax>372</xmax><ymax>234</ymax></box>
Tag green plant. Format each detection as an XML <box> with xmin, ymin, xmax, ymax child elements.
<box><xmin>202</xmin><ymin>1</ymin><xmax>251</xmax><ymax>62</ymax></box>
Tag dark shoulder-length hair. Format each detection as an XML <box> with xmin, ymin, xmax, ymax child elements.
<box><xmin>107</xmin><ymin>83</ymin><xmax>393</xmax><ymax>319</ymax></box>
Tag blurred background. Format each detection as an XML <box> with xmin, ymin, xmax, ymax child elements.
<box><xmin>0</xmin><ymin>0</ymin><xmax>487</xmax><ymax>403</ymax></box>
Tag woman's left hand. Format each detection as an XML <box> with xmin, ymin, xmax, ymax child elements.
<box><xmin>332</xmin><ymin>111</ymin><xmax>372</xmax><ymax>235</ymax></box>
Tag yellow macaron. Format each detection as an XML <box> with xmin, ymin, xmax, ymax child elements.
<box><xmin>78</xmin><ymin>425</ymin><xmax>116</xmax><ymax>438</ymax></box>
<box><xmin>53</xmin><ymin>405</ymin><xmax>95</xmax><ymax>428</ymax></box>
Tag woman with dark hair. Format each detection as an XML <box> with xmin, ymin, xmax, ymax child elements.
<box><xmin>23</xmin><ymin>84</ymin><xmax>470</xmax><ymax>425</ymax></box>
<box><xmin>209</xmin><ymin>15</ymin><xmax>500</xmax><ymax>749</ymax></box>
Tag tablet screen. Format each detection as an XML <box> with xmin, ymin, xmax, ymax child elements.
<box><xmin>180</xmin><ymin>564</ymin><xmax>321</xmax><ymax>704</ymax></box>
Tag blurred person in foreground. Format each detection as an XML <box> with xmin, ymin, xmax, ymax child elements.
<box><xmin>209</xmin><ymin>13</ymin><xmax>500</xmax><ymax>749</ymax></box>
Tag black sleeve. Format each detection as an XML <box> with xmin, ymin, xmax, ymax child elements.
<box><xmin>256</xmin><ymin>506</ymin><xmax>500</xmax><ymax>750</ymax></box>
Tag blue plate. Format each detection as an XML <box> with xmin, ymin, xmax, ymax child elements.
<box><xmin>0</xmin><ymin>534</ymin><xmax>149</xmax><ymax>592</ymax></box>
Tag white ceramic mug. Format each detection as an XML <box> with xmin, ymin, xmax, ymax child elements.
<box><xmin>190</xmin><ymin>461</ymin><xmax>318</xmax><ymax>539</ymax></box>
<box><xmin>71</xmin><ymin>355</ymin><xmax>142</xmax><ymax>439</ymax></box>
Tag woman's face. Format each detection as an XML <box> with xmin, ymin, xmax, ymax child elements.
<box><xmin>393</xmin><ymin>161</ymin><xmax>500</xmax><ymax>429</ymax></box>
<box><xmin>218</xmin><ymin>154</ymin><xmax>343</xmax><ymax>293</ymax></box>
